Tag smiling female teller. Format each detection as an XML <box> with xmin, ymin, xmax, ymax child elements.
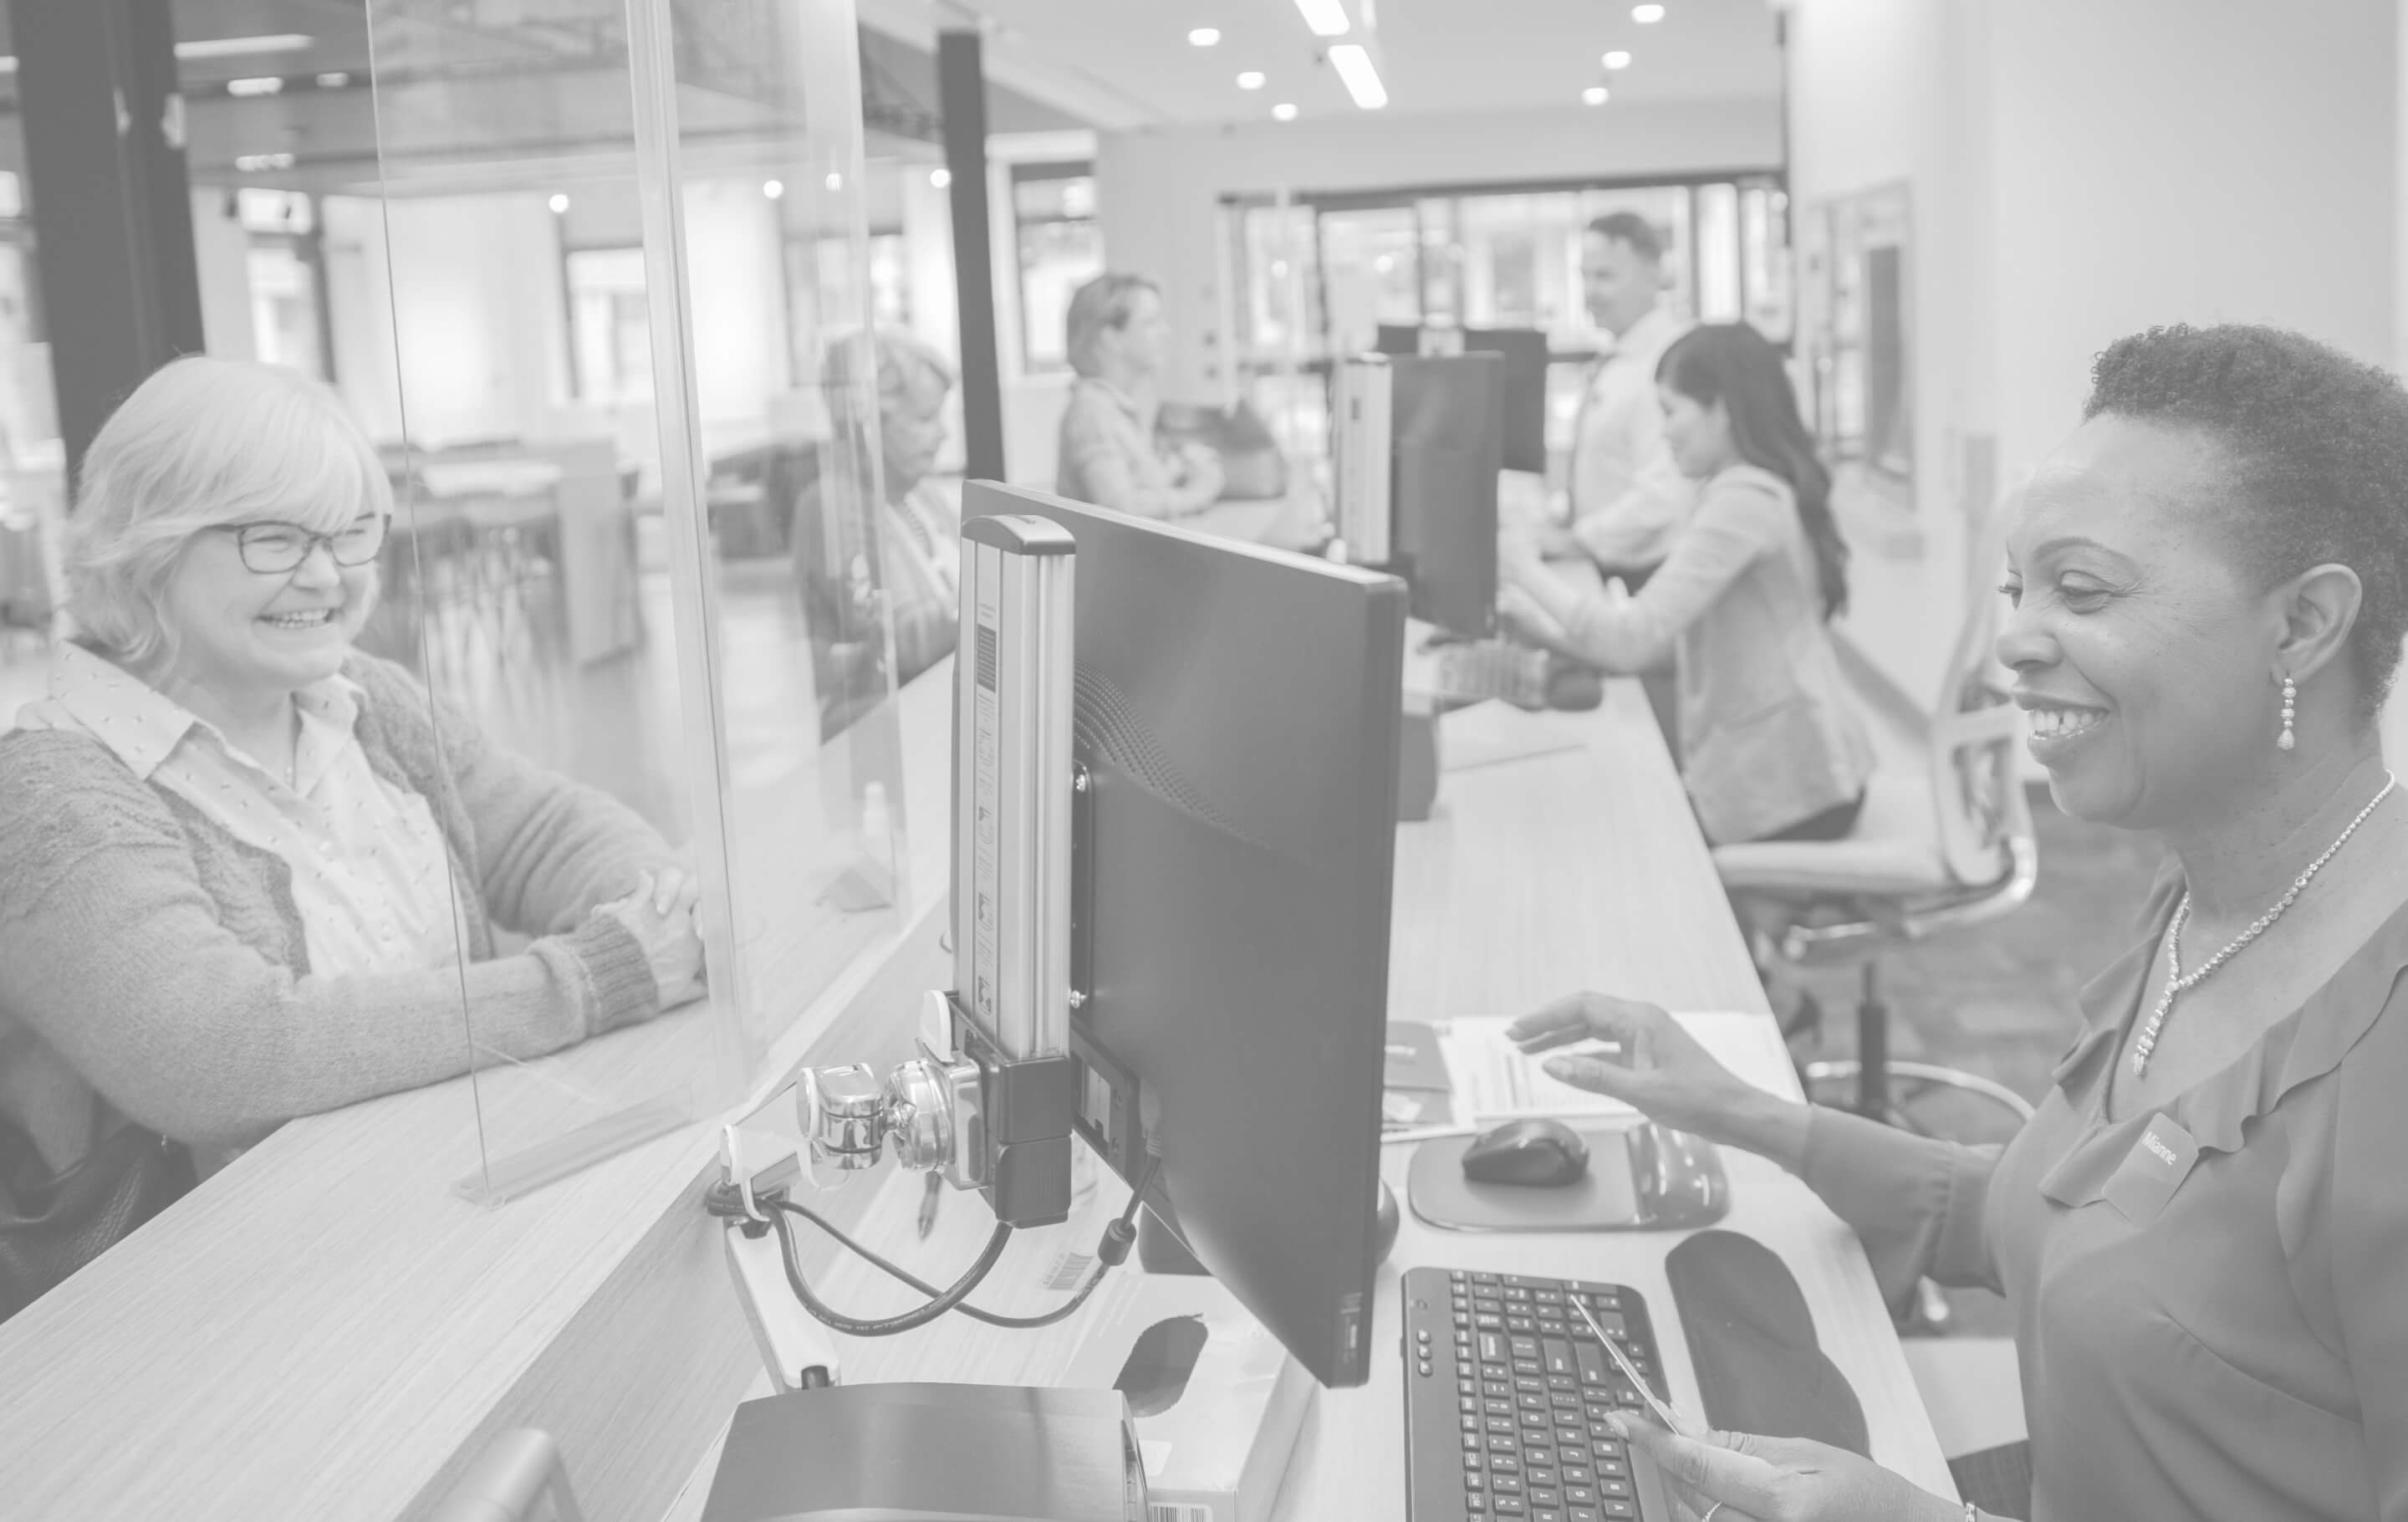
<box><xmin>1514</xmin><ymin>324</ymin><xmax>2408</xmax><ymax>1521</ymax></box>
<box><xmin>0</xmin><ymin>358</ymin><xmax>705</xmax><ymax>1213</ymax></box>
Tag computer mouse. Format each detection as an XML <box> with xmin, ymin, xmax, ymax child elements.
<box><xmin>1374</xmin><ymin>1177</ymin><xmax>1401</xmax><ymax>1264</ymax></box>
<box><xmin>1459</xmin><ymin>1118</ymin><xmax>1590</xmax><ymax>1187</ymax></box>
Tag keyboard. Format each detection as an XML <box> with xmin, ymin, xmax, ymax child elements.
<box><xmin>1431</xmin><ymin>639</ymin><xmax>1552</xmax><ymax>710</ymax></box>
<box><xmin>1402</xmin><ymin>1266</ymin><xmax>1671</xmax><ymax>1521</ymax></box>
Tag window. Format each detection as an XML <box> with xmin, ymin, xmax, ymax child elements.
<box><xmin>564</xmin><ymin>248</ymin><xmax>652</xmax><ymax>406</ymax></box>
<box><xmin>1012</xmin><ymin>167</ymin><xmax>1102</xmax><ymax>371</ymax></box>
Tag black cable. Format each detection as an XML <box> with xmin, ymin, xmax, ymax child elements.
<box><xmin>704</xmin><ymin>1151</ymin><xmax>1160</xmax><ymax>1335</ymax></box>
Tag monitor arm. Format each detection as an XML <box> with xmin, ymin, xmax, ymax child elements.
<box><xmin>716</xmin><ymin>513</ymin><xmax>1084</xmax><ymax>1392</ymax></box>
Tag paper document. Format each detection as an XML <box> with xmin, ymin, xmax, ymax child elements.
<box><xmin>1433</xmin><ymin>1011</ymin><xmax>1802</xmax><ymax>1123</ymax></box>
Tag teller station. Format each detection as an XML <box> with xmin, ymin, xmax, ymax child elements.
<box><xmin>0</xmin><ymin>432</ymin><xmax>1956</xmax><ymax>1520</ymax></box>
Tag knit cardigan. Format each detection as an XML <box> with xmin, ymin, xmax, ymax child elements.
<box><xmin>0</xmin><ymin>651</ymin><xmax>669</xmax><ymax>1174</ymax></box>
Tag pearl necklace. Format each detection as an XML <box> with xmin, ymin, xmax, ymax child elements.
<box><xmin>2132</xmin><ymin>772</ymin><xmax>2397</xmax><ymax>1079</ymax></box>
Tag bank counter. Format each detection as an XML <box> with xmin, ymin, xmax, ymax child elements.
<box><xmin>0</xmin><ymin>667</ymin><xmax>1955</xmax><ymax>1520</ymax></box>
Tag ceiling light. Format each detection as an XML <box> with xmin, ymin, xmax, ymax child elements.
<box><xmin>1633</xmin><ymin>3</ymin><xmax>1666</xmax><ymax>20</ymax></box>
<box><xmin>763</xmin><ymin>180</ymin><xmax>784</xmax><ymax>199</ymax></box>
<box><xmin>825</xmin><ymin>172</ymin><xmax>844</xmax><ymax>192</ymax></box>
<box><xmin>1188</xmin><ymin>27</ymin><xmax>1222</xmax><ymax>46</ymax></box>
<box><xmin>1603</xmin><ymin>49</ymin><xmax>1633</xmax><ymax>69</ymax></box>
<box><xmin>548</xmin><ymin>194</ymin><xmax>570</xmax><ymax>214</ymax></box>
<box><xmin>235</xmin><ymin>152</ymin><xmax>297</xmax><ymax>173</ymax></box>
<box><xmin>931</xmin><ymin>168</ymin><xmax>953</xmax><ymax>188</ymax></box>
<box><xmin>1237</xmin><ymin>70</ymin><xmax>1266</xmax><ymax>89</ymax></box>
<box><xmin>177</xmin><ymin>33</ymin><xmax>313</xmax><ymax>61</ymax></box>
<box><xmin>1292</xmin><ymin>0</ymin><xmax>1351</xmax><ymax>38</ymax></box>
<box><xmin>1272</xmin><ymin>101</ymin><xmax>1299</xmax><ymax>121</ymax></box>
<box><xmin>225</xmin><ymin>76</ymin><xmax>285</xmax><ymax>96</ymax></box>
<box><xmin>315</xmin><ymin>71</ymin><xmax>349</xmax><ymax>89</ymax></box>
<box><xmin>1327</xmin><ymin>43</ymin><xmax>1387</xmax><ymax>110</ymax></box>
<box><xmin>1583</xmin><ymin>86</ymin><xmax>1610</xmax><ymax>105</ymax></box>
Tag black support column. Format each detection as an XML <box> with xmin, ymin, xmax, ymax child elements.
<box><xmin>11</xmin><ymin>0</ymin><xmax>205</xmax><ymax>478</ymax></box>
<box><xmin>938</xmin><ymin>28</ymin><xmax>1005</xmax><ymax>483</ymax></box>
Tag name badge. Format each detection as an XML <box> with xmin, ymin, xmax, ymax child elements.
<box><xmin>2102</xmin><ymin>1114</ymin><xmax>2201</xmax><ymax>1226</ymax></box>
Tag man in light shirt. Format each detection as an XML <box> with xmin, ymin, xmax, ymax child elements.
<box><xmin>1558</xmin><ymin>210</ymin><xmax>1693</xmax><ymax>575</ymax></box>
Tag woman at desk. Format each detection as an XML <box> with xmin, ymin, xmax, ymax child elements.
<box><xmin>0</xmin><ymin>359</ymin><xmax>704</xmax><ymax>1198</ymax></box>
<box><xmin>1054</xmin><ymin>273</ymin><xmax>1227</xmax><ymax>519</ymax></box>
<box><xmin>1498</xmin><ymin>323</ymin><xmax>1872</xmax><ymax>846</ymax></box>
<box><xmin>1516</xmin><ymin>325</ymin><xmax>2408</xmax><ymax>1521</ymax></box>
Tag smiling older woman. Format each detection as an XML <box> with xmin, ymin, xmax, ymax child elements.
<box><xmin>0</xmin><ymin>358</ymin><xmax>704</xmax><ymax>1196</ymax></box>
<box><xmin>1509</xmin><ymin>325</ymin><xmax>2408</xmax><ymax>1521</ymax></box>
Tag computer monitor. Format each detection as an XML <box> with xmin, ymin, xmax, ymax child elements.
<box><xmin>1391</xmin><ymin>352</ymin><xmax>1503</xmax><ymax>639</ymax></box>
<box><xmin>962</xmin><ymin>481</ymin><xmax>1406</xmax><ymax>1390</ymax></box>
<box><xmin>1374</xmin><ymin>322</ymin><xmax>1421</xmax><ymax>357</ymax></box>
<box><xmin>1461</xmin><ymin>327</ymin><xmax>1549</xmax><ymax>474</ymax></box>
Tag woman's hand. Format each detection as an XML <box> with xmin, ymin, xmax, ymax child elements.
<box><xmin>1508</xmin><ymin>993</ymin><xmax>1809</xmax><ymax>1164</ymax></box>
<box><xmin>1610</xmin><ymin>1414</ymin><xmax>1966</xmax><ymax>1522</ymax></box>
<box><xmin>1497</xmin><ymin>583</ymin><xmax>1569</xmax><ymax>654</ymax></box>
<box><xmin>599</xmin><ymin>869</ymin><xmax>707</xmax><ymax>1011</ymax></box>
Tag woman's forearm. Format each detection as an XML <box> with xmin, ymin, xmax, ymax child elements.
<box><xmin>1722</xmin><ymin>1087</ymin><xmax>1815</xmax><ymax>1173</ymax></box>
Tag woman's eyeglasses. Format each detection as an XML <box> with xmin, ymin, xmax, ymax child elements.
<box><xmin>214</xmin><ymin>515</ymin><xmax>390</xmax><ymax>575</ymax></box>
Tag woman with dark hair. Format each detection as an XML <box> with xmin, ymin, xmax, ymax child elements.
<box><xmin>1501</xmin><ymin>320</ymin><xmax>1872</xmax><ymax>845</ymax></box>
<box><xmin>1513</xmin><ymin>324</ymin><xmax>2408</xmax><ymax>1521</ymax></box>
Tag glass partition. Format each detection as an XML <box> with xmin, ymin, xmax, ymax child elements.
<box><xmin>359</xmin><ymin>0</ymin><xmax>905</xmax><ymax>1200</ymax></box>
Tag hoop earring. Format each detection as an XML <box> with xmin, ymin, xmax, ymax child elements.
<box><xmin>2278</xmin><ymin>674</ymin><xmax>2298</xmax><ymax>752</ymax></box>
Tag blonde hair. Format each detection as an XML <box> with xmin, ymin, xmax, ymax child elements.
<box><xmin>1064</xmin><ymin>273</ymin><xmax>1160</xmax><ymax>380</ymax></box>
<box><xmin>67</xmin><ymin>357</ymin><xmax>392</xmax><ymax>670</ymax></box>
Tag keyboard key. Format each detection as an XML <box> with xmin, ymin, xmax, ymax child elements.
<box><xmin>1570</xmin><ymin>1510</ymin><xmax>1602</xmax><ymax>1522</ymax></box>
<box><xmin>1601</xmin><ymin>1501</ymin><xmax>1635</xmax><ymax>1519</ymax></box>
<box><xmin>1492</xmin><ymin>1476</ymin><xmax>1525</xmax><ymax>1495</ymax></box>
<box><xmin>1464</xmin><ymin>1471</ymin><xmax>1485</xmax><ymax>1490</ymax></box>
<box><xmin>1561</xmin><ymin>1466</ymin><xmax>1593</xmax><ymax>1485</ymax></box>
<box><xmin>1564</xmin><ymin>1486</ymin><xmax>1597</xmax><ymax>1506</ymax></box>
<box><xmin>1531</xmin><ymin>1489</ymin><xmax>1563</xmax><ymax>1507</ymax></box>
<box><xmin>1542</xmin><ymin>1340</ymin><xmax>1575</xmax><ymax>1376</ymax></box>
<box><xmin>1494</xmin><ymin>1500</ymin><xmax>1526</xmax><ymax>1517</ymax></box>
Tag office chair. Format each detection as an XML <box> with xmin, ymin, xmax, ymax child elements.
<box><xmin>1712</xmin><ymin>592</ymin><xmax>2040</xmax><ymax>1136</ymax></box>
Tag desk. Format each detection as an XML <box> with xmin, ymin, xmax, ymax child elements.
<box><xmin>671</xmin><ymin>680</ymin><xmax>1957</xmax><ymax>1516</ymax></box>
<box><xmin>0</xmin><ymin>675</ymin><xmax>1951</xmax><ymax>1520</ymax></box>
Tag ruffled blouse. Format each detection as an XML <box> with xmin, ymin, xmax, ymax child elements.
<box><xmin>1798</xmin><ymin>866</ymin><xmax>2408</xmax><ymax>1519</ymax></box>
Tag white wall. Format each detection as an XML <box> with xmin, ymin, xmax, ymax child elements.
<box><xmin>1096</xmin><ymin>98</ymin><xmax>1784</xmax><ymax>399</ymax></box>
<box><xmin>1988</xmin><ymin>0</ymin><xmax>2396</xmax><ymax>483</ymax></box>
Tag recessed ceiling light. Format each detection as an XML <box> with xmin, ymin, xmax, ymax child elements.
<box><xmin>1237</xmin><ymin>70</ymin><xmax>1267</xmax><ymax>89</ymax></box>
<box><xmin>226</xmin><ymin>76</ymin><xmax>285</xmax><ymax>96</ymax></box>
<box><xmin>1292</xmin><ymin>0</ymin><xmax>1351</xmax><ymax>38</ymax></box>
<box><xmin>1189</xmin><ymin>27</ymin><xmax>1222</xmax><ymax>46</ymax></box>
<box><xmin>1327</xmin><ymin>43</ymin><xmax>1388</xmax><ymax>110</ymax></box>
<box><xmin>1272</xmin><ymin>101</ymin><xmax>1299</xmax><ymax>121</ymax></box>
<box><xmin>1633</xmin><ymin>3</ymin><xmax>1666</xmax><ymax>21</ymax></box>
<box><xmin>763</xmin><ymin>180</ymin><xmax>783</xmax><ymax>199</ymax></box>
<box><xmin>548</xmin><ymin>194</ymin><xmax>569</xmax><ymax>214</ymax></box>
<box><xmin>1583</xmin><ymin>86</ymin><xmax>1610</xmax><ymax>105</ymax></box>
<box><xmin>824</xmin><ymin>172</ymin><xmax>844</xmax><ymax>192</ymax></box>
<box><xmin>1603</xmin><ymin>49</ymin><xmax>1633</xmax><ymax>69</ymax></box>
<box><xmin>931</xmin><ymin>167</ymin><xmax>953</xmax><ymax>188</ymax></box>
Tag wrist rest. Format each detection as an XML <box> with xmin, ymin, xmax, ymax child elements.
<box><xmin>1665</xmin><ymin>1228</ymin><xmax>1870</xmax><ymax>1456</ymax></box>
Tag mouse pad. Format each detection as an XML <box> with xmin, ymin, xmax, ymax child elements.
<box><xmin>1406</xmin><ymin>1125</ymin><xmax>1643</xmax><ymax>1230</ymax></box>
<box><xmin>1666</xmin><ymin>1230</ymin><xmax>1870</xmax><ymax>1456</ymax></box>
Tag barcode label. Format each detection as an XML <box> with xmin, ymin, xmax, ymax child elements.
<box><xmin>976</xmin><ymin>621</ymin><xmax>998</xmax><ymax>690</ymax></box>
<box><xmin>1044</xmin><ymin>1250</ymin><xmax>1094</xmax><ymax>1291</ymax></box>
<box><xmin>1150</xmin><ymin>1505</ymin><xmax>1212</xmax><ymax>1522</ymax></box>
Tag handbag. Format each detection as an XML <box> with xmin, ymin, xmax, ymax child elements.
<box><xmin>1156</xmin><ymin>398</ymin><xmax>1290</xmax><ymax>502</ymax></box>
<box><xmin>0</xmin><ymin>1116</ymin><xmax>196</xmax><ymax>1323</ymax></box>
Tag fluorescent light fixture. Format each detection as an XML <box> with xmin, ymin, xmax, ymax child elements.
<box><xmin>931</xmin><ymin>167</ymin><xmax>954</xmax><ymax>188</ymax></box>
<box><xmin>1237</xmin><ymin>70</ymin><xmax>1266</xmax><ymax>89</ymax></box>
<box><xmin>1603</xmin><ymin>49</ymin><xmax>1633</xmax><ymax>69</ymax></box>
<box><xmin>177</xmin><ymin>33</ymin><xmax>313</xmax><ymax>61</ymax></box>
<box><xmin>1188</xmin><ymin>27</ymin><xmax>1222</xmax><ymax>46</ymax></box>
<box><xmin>1327</xmin><ymin>43</ymin><xmax>1387</xmax><ymax>109</ymax></box>
<box><xmin>1583</xmin><ymin>86</ymin><xmax>1610</xmax><ymax>105</ymax></box>
<box><xmin>225</xmin><ymin>76</ymin><xmax>285</xmax><ymax>97</ymax></box>
<box><xmin>1292</xmin><ymin>0</ymin><xmax>1351</xmax><ymax>38</ymax></box>
<box><xmin>763</xmin><ymin>180</ymin><xmax>784</xmax><ymax>199</ymax></box>
<box><xmin>234</xmin><ymin>152</ymin><xmax>296</xmax><ymax>173</ymax></box>
<box><xmin>316</xmin><ymin>71</ymin><xmax>350</xmax><ymax>89</ymax></box>
<box><xmin>548</xmin><ymin>194</ymin><xmax>570</xmax><ymax>214</ymax></box>
<box><xmin>1633</xmin><ymin>3</ymin><xmax>1666</xmax><ymax>20</ymax></box>
<box><xmin>1272</xmin><ymin>101</ymin><xmax>1299</xmax><ymax>121</ymax></box>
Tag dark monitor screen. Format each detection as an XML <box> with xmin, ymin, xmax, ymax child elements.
<box><xmin>962</xmin><ymin>481</ymin><xmax>1406</xmax><ymax>1389</ymax></box>
<box><xmin>1374</xmin><ymin>323</ymin><xmax>1421</xmax><ymax>357</ymax></box>
<box><xmin>1391</xmin><ymin>352</ymin><xmax>1502</xmax><ymax>639</ymax></box>
<box><xmin>1462</xmin><ymin>327</ymin><xmax>1549</xmax><ymax>474</ymax></box>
